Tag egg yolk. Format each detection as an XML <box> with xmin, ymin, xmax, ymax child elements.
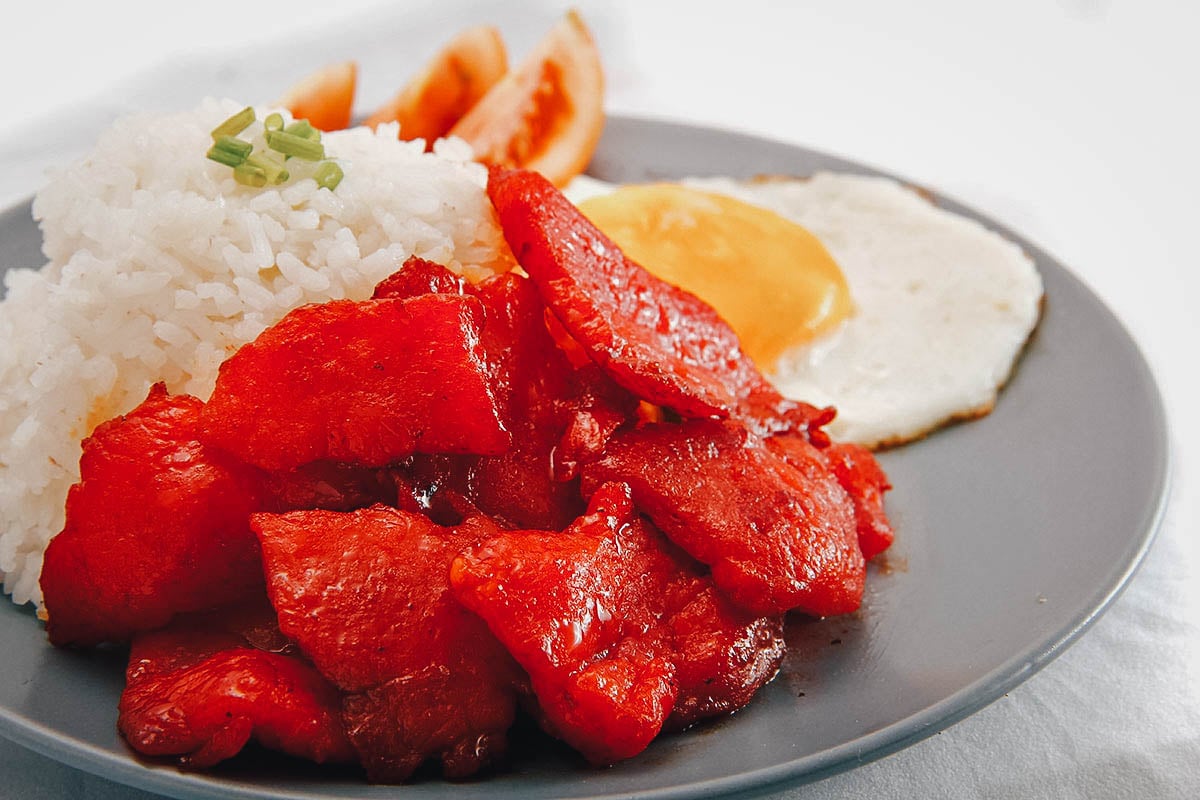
<box><xmin>577</xmin><ymin>183</ymin><xmax>852</xmax><ymax>370</ymax></box>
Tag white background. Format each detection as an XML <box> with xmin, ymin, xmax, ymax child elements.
<box><xmin>1</xmin><ymin>1</ymin><xmax>1197</xmax><ymax>797</ymax></box>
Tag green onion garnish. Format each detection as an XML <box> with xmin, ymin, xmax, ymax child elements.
<box><xmin>233</xmin><ymin>162</ymin><xmax>268</xmax><ymax>187</ymax></box>
<box><xmin>266</xmin><ymin>130</ymin><xmax>325</xmax><ymax>161</ymax></box>
<box><xmin>284</xmin><ymin>119</ymin><xmax>320</xmax><ymax>141</ymax></box>
<box><xmin>314</xmin><ymin>161</ymin><xmax>344</xmax><ymax>191</ymax></box>
<box><xmin>206</xmin><ymin>135</ymin><xmax>254</xmax><ymax>167</ymax></box>
<box><xmin>246</xmin><ymin>152</ymin><xmax>289</xmax><ymax>185</ymax></box>
<box><xmin>211</xmin><ymin>107</ymin><xmax>255</xmax><ymax>139</ymax></box>
<box><xmin>205</xmin><ymin>111</ymin><xmax>340</xmax><ymax>192</ymax></box>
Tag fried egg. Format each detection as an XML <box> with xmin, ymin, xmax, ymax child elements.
<box><xmin>565</xmin><ymin>172</ymin><xmax>1043</xmax><ymax>448</ymax></box>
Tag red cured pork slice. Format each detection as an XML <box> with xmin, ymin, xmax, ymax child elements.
<box><xmin>449</xmin><ymin>483</ymin><xmax>678</xmax><ymax>764</ymax></box>
<box><xmin>403</xmin><ymin>272</ymin><xmax>589</xmax><ymax>529</ymax></box>
<box><xmin>664</xmin><ymin>579</ymin><xmax>785</xmax><ymax>731</ymax></box>
<box><xmin>818</xmin><ymin>441</ymin><xmax>896</xmax><ymax>561</ymax></box>
<box><xmin>252</xmin><ymin>506</ymin><xmax>524</xmax><ymax>782</ymax></box>
<box><xmin>371</xmin><ymin>255</ymin><xmax>470</xmax><ymax>299</ymax></box>
<box><xmin>40</xmin><ymin>384</ymin><xmax>264</xmax><ymax>647</ymax></box>
<box><xmin>118</xmin><ymin>602</ymin><xmax>354</xmax><ymax>769</ymax></box>
<box><xmin>450</xmin><ymin>483</ymin><xmax>785</xmax><ymax>764</ymax></box>
<box><xmin>374</xmin><ymin>259</ymin><xmax>636</xmax><ymax>530</ymax></box>
<box><xmin>487</xmin><ymin>166</ymin><xmax>747</xmax><ymax>419</ymax></box>
<box><xmin>580</xmin><ymin>420</ymin><xmax>865</xmax><ymax>617</ymax></box>
<box><xmin>740</xmin><ymin>386</ymin><xmax>839</xmax><ymax>446</ymax></box>
<box><xmin>199</xmin><ymin>294</ymin><xmax>508</xmax><ymax>472</ymax></box>
<box><xmin>485</xmin><ymin>167</ymin><xmax>837</xmax><ymax>449</ymax></box>
<box><xmin>262</xmin><ymin>460</ymin><xmax>397</xmax><ymax>513</ymax></box>
<box><xmin>549</xmin><ymin>363</ymin><xmax>634</xmax><ymax>481</ymax></box>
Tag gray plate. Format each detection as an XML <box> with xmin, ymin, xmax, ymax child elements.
<box><xmin>0</xmin><ymin>116</ymin><xmax>1171</xmax><ymax>799</ymax></box>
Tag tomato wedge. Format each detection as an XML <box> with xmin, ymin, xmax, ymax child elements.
<box><xmin>364</xmin><ymin>25</ymin><xmax>508</xmax><ymax>144</ymax></box>
<box><xmin>449</xmin><ymin>10</ymin><xmax>604</xmax><ymax>187</ymax></box>
<box><xmin>279</xmin><ymin>61</ymin><xmax>358</xmax><ymax>132</ymax></box>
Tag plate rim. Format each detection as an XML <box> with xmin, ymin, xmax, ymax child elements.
<box><xmin>0</xmin><ymin>112</ymin><xmax>1173</xmax><ymax>800</ymax></box>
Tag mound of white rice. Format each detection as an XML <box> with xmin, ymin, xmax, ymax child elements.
<box><xmin>0</xmin><ymin>99</ymin><xmax>514</xmax><ymax>605</ymax></box>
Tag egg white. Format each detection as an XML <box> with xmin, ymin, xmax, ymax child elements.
<box><xmin>567</xmin><ymin>173</ymin><xmax>1044</xmax><ymax>448</ymax></box>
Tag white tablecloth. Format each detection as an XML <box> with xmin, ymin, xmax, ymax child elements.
<box><xmin>1</xmin><ymin>1</ymin><xmax>1197</xmax><ymax>797</ymax></box>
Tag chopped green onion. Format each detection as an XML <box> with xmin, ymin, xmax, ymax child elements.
<box><xmin>284</xmin><ymin>119</ymin><xmax>320</xmax><ymax>141</ymax></box>
<box><xmin>206</xmin><ymin>145</ymin><xmax>243</xmax><ymax>168</ymax></box>
<box><xmin>233</xmin><ymin>162</ymin><xmax>268</xmax><ymax>187</ymax></box>
<box><xmin>206</xmin><ymin>135</ymin><xmax>254</xmax><ymax>167</ymax></box>
<box><xmin>246</xmin><ymin>152</ymin><xmax>289</xmax><ymax>185</ymax></box>
<box><xmin>206</xmin><ymin>111</ymin><xmax>332</xmax><ymax>190</ymax></box>
<box><xmin>266</xmin><ymin>130</ymin><xmax>325</xmax><ymax>161</ymax></box>
<box><xmin>211</xmin><ymin>107</ymin><xmax>255</xmax><ymax>139</ymax></box>
<box><xmin>314</xmin><ymin>161</ymin><xmax>344</xmax><ymax>191</ymax></box>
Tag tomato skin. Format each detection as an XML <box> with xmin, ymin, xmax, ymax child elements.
<box><xmin>280</xmin><ymin>61</ymin><xmax>358</xmax><ymax>132</ymax></box>
<box><xmin>450</xmin><ymin>10</ymin><xmax>604</xmax><ymax>187</ymax></box>
<box><xmin>365</xmin><ymin>25</ymin><xmax>508</xmax><ymax>144</ymax></box>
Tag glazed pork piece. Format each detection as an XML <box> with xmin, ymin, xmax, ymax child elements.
<box><xmin>487</xmin><ymin>164</ymin><xmax>755</xmax><ymax>419</ymax></box>
<box><xmin>580</xmin><ymin>420</ymin><xmax>865</xmax><ymax>617</ymax></box>
<box><xmin>118</xmin><ymin>600</ymin><xmax>354</xmax><ymax>768</ymax></box>
<box><xmin>383</xmin><ymin>257</ymin><xmax>635</xmax><ymax>530</ymax></box>
<box><xmin>40</xmin><ymin>384</ymin><xmax>265</xmax><ymax>647</ymax></box>
<box><xmin>486</xmin><ymin>166</ymin><xmax>834</xmax><ymax>444</ymax></box>
<box><xmin>253</xmin><ymin>505</ymin><xmax>527</xmax><ymax>781</ymax></box>
<box><xmin>450</xmin><ymin>482</ymin><xmax>785</xmax><ymax>764</ymax></box>
<box><xmin>819</xmin><ymin>441</ymin><xmax>895</xmax><ymax>560</ymax></box>
<box><xmin>260</xmin><ymin>459</ymin><xmax>397</xmax><ymax>514</ymax></box>
<box><xmin>199</xmin><ymin>293</ymin><xmax>510</xmax><ymax>472</ymax></box>
<box><xmin>490</xmin><ymin>166</ymin><xmax>892</xmax><ymax>618</ymax></box>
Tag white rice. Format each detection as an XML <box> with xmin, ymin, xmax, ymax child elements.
<box><xmin>0</xmin><ymin>99</ymin><xmax>514</xmax><ymax>605</ymax></box>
